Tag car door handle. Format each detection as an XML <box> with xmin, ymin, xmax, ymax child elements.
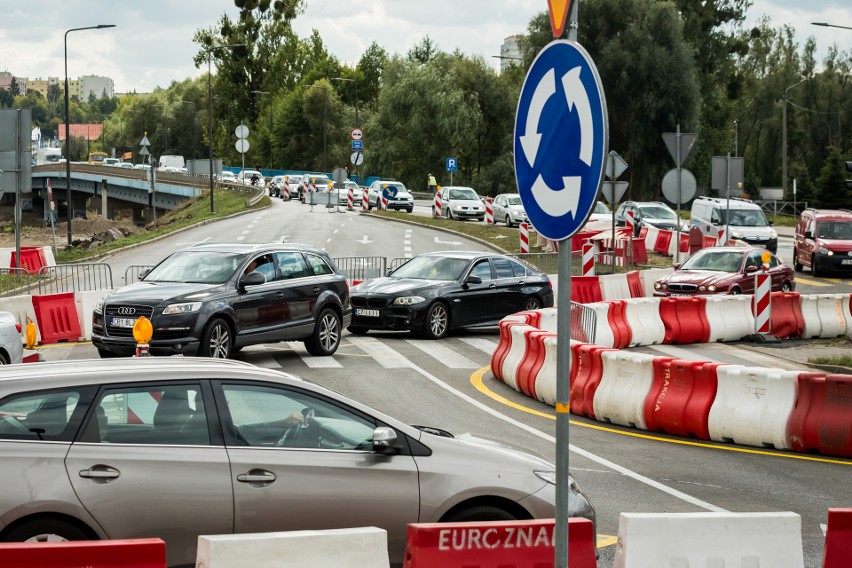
<box><xmin>312</xmin><ymin>286</ymin><xmax>321</xmax><ymax>294</ymax></box>
<box><xmin>237</xmin><ymin>470</ymin><xmax>277</xmax><ymax>483</ymax></box>
<box><xmin>276</xmin><ymin>292</ymin><xmax>285</xmax><ymax>298</ymax></box>
<box><xmin>79</xmin><ymin>466</ymin><xmax>120</xmax><ymax>480</ymax></box>
<box><xmin>488</xmin><ymin>284</ymin><xmax>497</xmax><ymax>289</ymax></box>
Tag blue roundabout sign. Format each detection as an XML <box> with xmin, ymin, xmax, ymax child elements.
<box><xmin>514</xmin><ymin>40</ymin><xmax>608</xmax><ymax>241</ymax></box>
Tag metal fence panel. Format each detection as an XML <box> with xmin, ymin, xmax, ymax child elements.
<box><xmin>570</xmin><ymin>301</ymin><xmax>596</xmax><ymax>344</ymax></box>
<box><xmin>124</xmin><ymin>265</ymin><xmax>155</xmax><ymax>284</ymax></box>
<box><xmin>332</xmin><ymin>256</ymin><xmax>387</xmax><ymax>282</ymax></box>
<box><xmin>36</xmin><ymin>263</ymin><xmax>114</xmax><ymax>294</ymax></box>
<box><xmin>0</xmin><ymin>268</ymin><xmax>34</xmax><ymax>297</ymax></box>
<box><xmin>388</xmin><ymin>257</ymin><xmax>411</xmax><ymax>273</ymax></box>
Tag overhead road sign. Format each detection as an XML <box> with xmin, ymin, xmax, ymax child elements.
<box><xmin>513</xmin><ymin>39</ymin><xmax>608</xmax><ymax>241</ymax></box>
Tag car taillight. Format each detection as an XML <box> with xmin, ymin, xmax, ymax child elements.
<box><xmin>15</xmin><ymin>322</ymin><xmax>22</xmax><ymax>333</ymax></box>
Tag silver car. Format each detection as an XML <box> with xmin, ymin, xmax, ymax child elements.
<box><xmin>491</xmin><ymin>193</ymin><xmax>528</xmax><ymax>227</ymax></box>
<box><xmin>0</xmin><ymin>358</ymin><xmax>595</xmax><ymax>567</ymax></box>
<box><xmin>0</xmin><ymin>312</ymin><xmax>23</xmax><ymax>365</ymax></box>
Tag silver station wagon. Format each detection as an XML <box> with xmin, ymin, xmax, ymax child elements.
<box><xmin>0</xmin><ymin>358</ymin><xmax>595</xmax><ymax>567</ymax></box>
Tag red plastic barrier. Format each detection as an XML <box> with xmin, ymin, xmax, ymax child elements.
<box><xmin>688</xmin><ymin>226</ymin><xmax>704</xmax><ymax>256</ymax></box>
<box><xmin>0</xmin><ymin>538</ymin><xmax>166</xmax><ymax>568</ymax></box>
<box><xmin>403</xmin><ymin>518</ymin><xmax>596</xmax><ymax>568</ymax></box>
<box><xmin>571</xmin><ymin>276</ymin><xmax>602</xmax><ymax>304</ymax></box>
<box><xmin>571</xmin><ymin>230</ymin><xmax>601</xmax><ymax>252</ymax></box>
<box><xmin>10</xmin><ymin>246</ymin><xmax>47</xmax><ymax>275</ymax></box>
<box><xmin>491</xmin><ymin>321</ymin><xmax>528</xmax><ymax>381</ymax></box>
<box><xmin>823</xmin><ymin>508</ymin><xmax>852</xmax><ymax>568</ymax></box>
<box><xmin>631</xmin><ymin>238</ymin><xmax>648</xmax><ymax>264</ymax></box>
<box><xmin>659</xmin><ymin>297</ymin><xmax>710</xmax><ymax>344</ymax></box>
<box><xmin>515</xmin><ymin>330</ymin><xmax>555</xmax><ymax>398</ymax></box>
<box><xmin>626</xmin><ymin>270</ymin><xmax>644</xmax><ymax>298</ymax></box>
<box><xmin>789</xmin><ymin>373</ymin><xmax>852</xmax><ymax>457</ymax></box>
<box><xmin>770</xmin><ymin>291</ymin><xmax>805</xmax><ymax>339</ymax></box>
<box><xmin>644</xmin><ymin>359</ymin><xmax>722</xmax><ymax>439</ymax></box>
<box><xmin>653</xmin><ymin>230</ymin><xmax>673</xmax><ymax>254</ymax></box>
<box><xmin>31</xmin><ymin>293</ymin><xmax>83</xmax><ymax>344</ymax></box>
<box><xmin>678</xmin><ymin>232</ymin><xmax>689</xmax><ymax>253</ymax></box>
<box><xmin>604</xmin><ymin>300</ymin><xmax>632</xmax><ymax>349</ymax></box>
<box><xmin>702</xmin><ymin>235</ymin><xmax>718</xmax><ymax>249</ymax></box>
<box><xmin>570</xmin><ymin>343</ymin><xmax>615</xmax><ymax>419</ymax></box>
<box><xmin>637</xmin><ymin>226</ymin><xmax>648</xmax><ymax>240</ymax></box>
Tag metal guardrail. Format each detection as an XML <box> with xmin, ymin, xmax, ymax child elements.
<box><xmin>124</xmin><ymin>265</ymin><xmax>155</xmax><ymax>284</ymax></box>
<box><xmin>35</xmin><ymin>263</ymin><xmax>114</xmax><ymax>295</ymax></box>
<box><xmin>0</xmin><ymin>268</ymin><xmax>35</xmax><ymax>297</ymax></box>
<box><xmin>570</xmin><ymin>301</ymin><xmax>596</xmax><ymax>344</ymax></box>
<box><xmin>388</xmin><ymin>257</ymin><xmax>411</xmax><ymax>272</ymax></box>
<box><xmin>755</xmin><ymin>200</ymin><xmax>807</xmax><ymax>218</ymax></box>
<box><xmin>332</xmin><ymin>256</ymin><xmax>387</xmax><ymax>282</ymax></box>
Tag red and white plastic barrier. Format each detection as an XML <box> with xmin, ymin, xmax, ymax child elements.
<box><xmin>347</xmin><ymin>185</ymin><xmax>355</xmax><ymax>210</ymax></box>
<box><xmin>595</xmin><ymin>350</ymin><xmax>657</xmax><ymax>429</ymax></box>
<box><xmin>485</xmin><ymin>198</ymin><xmax>493</xmax><ymax>224</ymax></box>
<box><xmin>433</xmin><ymin>193</ymin><xmax>442</xmax><ymax>218</ymax></box>
<box><xmin>519</xmin><ymin>223</ymin><xmax>529</xmax><ymax>253</ymax></box>
<box><xmin>362</xmin><ymin>189</ymin><xmax>369</xmax><ymax>212</ymax></box>
<box><xmin>0</xmin><ymin>246</ymin><xmax>57</xmax><ymax>270</ymax></box>
<box><xmin>754</xmin><ymin>272</ymin><xmax>771</xmax><ymax>334</ymax></box>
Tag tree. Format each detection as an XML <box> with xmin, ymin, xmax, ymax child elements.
<box><xmin>814</xmin><ymin>146</ymin><xmax>849</xmax><ymax>209</ymax></box>
<box><xmin>408</xmin><ymin>36</ymin><xmax>439</xmax><ymax>64</ymax></box>
<box><xmin>357</xmin><ymin>42</ymin><xmax>388</xmax><ymax>111</ymax></box>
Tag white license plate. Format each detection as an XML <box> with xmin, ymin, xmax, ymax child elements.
<box><xmin>110</xmin><ymin>317</ymin><xmax>137</xmax><ymax>328</ymax></box>
<box><xmin>356</xmin><ymin>309</ymin><xmax>380</xmax><ymax>317</ymax></box>
<box><xmin>842</xmin><ymin>259</ymin><xmax>852</xmax><ymax>265</ymax></box>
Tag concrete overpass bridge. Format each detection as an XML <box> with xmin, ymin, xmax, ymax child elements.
<box><xmin>30</xmin><ymin>164</ymin><xmax>205</xmax><ymax>223</ymax></box>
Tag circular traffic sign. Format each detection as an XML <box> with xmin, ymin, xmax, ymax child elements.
<box><xmin>235</xmin><ymin>124</ymin><xmax>249</xmax><ymax>139</ymax></box>
<box><xmin>350</xmin><ymin>128</ymin><xmax>364</xmax><ymax>141</ymax></box>
<box><xmin>235</xmin><ymin>139</ymin><xmax>250</xmax><ymax>154</ymax></box>
<box><xmin>350</xmin><ymin>151</ymin><xmax>364</xmax><ymax>166</ymax></box>
<box><xmin>513</xmin><ymin>40</ymin><xmax>608</xmax><ymax>241</ymax></box>
<box><xmin>661</xmin><ymin>168</ymin><xmax>697</xmax><ymax>204</ymax></box>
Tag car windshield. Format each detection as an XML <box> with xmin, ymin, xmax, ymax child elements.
<box><xmin>720</xmin><ymin>209</ymin><xmax>768</xmax><ymax>227</ymax></box>
<box><xmin>594</xmin><ymin>202</ymin><xmax>610</xmax><ymax>214</ymax></box>
<box><xmin>680</xmin><ymin>250</ymin><xmax>744</xmax><ymax>272</ymax></box>
<box><xmin>391</xmin><ymin>256</ymin><xmax>470</xmax><ymax>281</ymax></box>
<box><xmin>448</xmin><ymin>188</ymin><xmax>478</xmax><ymax>200</ymax></box>
<box><xmin>507</xmin><ymin>195</ymin><xmax>522</xmax><ymax>205</ymax></box>
<box><xmin>638</xmin><ymin>205</ymin><xmax>675</xmax><ymax>220</ymax></box>
<box><xmin>144</xmin><ymin>251</ymin><xmax>245</xmax><ymax>284</ymax></box>
<box><xmin>817</xmin><ymin>221</ymin><xmax>852</xmax><ymax>239</ymax></box>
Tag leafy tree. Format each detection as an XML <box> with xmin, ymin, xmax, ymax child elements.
<box><xmin>0</xmin><ymin>89</ymin><xmax>14</xmax><ymax>109</ymax></box>
<box><xmin>357</xmin><ymin>42</ymin><xmax>388</xmax><ymax>112</ymax></box>
<box><xmin>408</xmin><ymin>36</ymin><xmax>439</xmax><ymax>64</ymax></box>
<box><xmin>814</xmin><ymin>146</ymin><xmax>849</xmax><ymax>208</ymax></box>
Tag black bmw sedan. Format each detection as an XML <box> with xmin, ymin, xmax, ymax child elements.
<box><xmin>348</xmin><ymin>251</ymin><xmax>553</xmax><ymax>339</ymax></box>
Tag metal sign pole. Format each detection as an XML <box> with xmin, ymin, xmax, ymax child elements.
<box><xmin>675</xmin><ymin>123</ymin><xmax>682</xmax><ymax>264</ymax></box>
<box><xmin>610</xmin><ymin>154</ymin><xmax>616</xmax><ymax>272</ymax></box>
<box><xmin>725</xmin><ymin>153</ymin><xmax>731</xmax><ymax>244</ymax></box>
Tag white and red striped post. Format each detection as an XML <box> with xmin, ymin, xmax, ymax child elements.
<box><xmin>347</xmin><ymin>185</ymin><xmax>354</xmax><ymax>210</ymax></box>
<box><xmin>381</xmin><ymin>195</ymin><xmax>388</xmax><ymax>210</ymax></box>
<box><xmin>283</xmin><ymin>179</ymin><xmax>290</xmax><ymax>200</ymax></box>
<box><xmin>519</xmin><ymin>223</ymin><xmax>530</xmax><ymax>253</ymax></box>
<box><xmin>434</xmin><ymin>193</ymin><xmax>442</xmax><ymax>218</ymax></box>
<box><xmin>485</xmin><ymin>198</ymin><xmax>494</xmax><ymax>224</ymax></box>
<box><xmin>582</xmin><ymin>243</ymin><xmax>596</xmax><ymax>276</ymax></box>
<box><xmin>362</xmin><ymin>189</ymin><xmax>369</xmax><ymax>212</ymax></box>
<box><xmin>754</xmin><ymin>272</ymin><xmax>771</xmax><ymax>334</ymax></box>
<box><xmin>625</xmin><ymin>209</ymin><xmax>635</xmax><ymax>235</ymax></box>
<box><xmin>717</xmin><ymin>229</ymin><xmax>727</xmax><ymax>246</ymax></box>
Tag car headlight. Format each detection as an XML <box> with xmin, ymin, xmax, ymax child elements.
<box><xmin>818</xmin><ymin>247</ymin><xmax>834</xmax><ymax>256</ymax></box>
<box><xmin>162</xmin><ymin>302</ymin><xmax>203</xmax><ymax>315</ymax></box>
<box><xmin>654</xmin><ymin>282</ymin><xmax>666</xmax><ymax>290</ymax></box>
<box><xmin>769</xmin><ymin>229</ymin><xmax>777</xmax><ymax>239</ymax></box>
<box><xmin>534</xmin><ymin>470</ymin><xmax>556</xmax><ymax>486</ymax></box>
<box><xmin>392</xmin><ymin>296</ymin><xmax>425</xmax><ymax>306</ymax></box>
<box><xmin>707</xmin><ymin>285</ymin><xmax>717</xmax><ymax>292</ymax></box>
<box><xmin>731</xmin><ymin>230</ymin><xmax>743</xmax><ymax>239</ymax></box>
<box><xmin>94</xmin><ymin>299</ymin><xmax>104</xmax><ymax>315</ymax></box>
<box><xmin>698</xmin><ymin>285</ymin><xmax>706</xmax><ymax>291</ymax></box>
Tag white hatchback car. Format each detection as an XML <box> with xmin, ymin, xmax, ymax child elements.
<box><xmin>491</xmin><ymin>193</ymin><xmax>527</xmax><ymax>227</ymax></box>
<box><xmin>435</xmin><ymin>186</ymin><xmax>485</xmax><ymax>221</ymax></box>
<box><xmin>0</xmin><ymin>311</ymin><xmax>23</xmax><ymax>365</ymax></box>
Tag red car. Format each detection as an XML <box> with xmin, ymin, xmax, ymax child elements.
<box><xmin>653</xmin><ymin>247</ymin><xmax>795</xmax><ymax>296</ymax></box>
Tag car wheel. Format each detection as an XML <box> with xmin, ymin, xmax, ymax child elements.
<box><xmin>523</xmin><ymin>297</ymin><xmax>542</xmax><ymax>311</ymax></box>
<box><xmin>200</xmin><ymin>317</ymin><xmax>232</xmax><ymax>359</ymax></box>
<box><xmin>729</xmin><ymin>287</ymin><xmax>741</xmax><ymax>296</ymax></box>
<box><xmin>444</xmin><ymin>505</ymin><xmax>519</xmax><ymax>523</ymax></box>
<box><xmin>0</xmin><ymin>352</ymin><xmax>8</xmax><ymax>365</ymax></box>
<box><xmin>448</xmin><ymin>208</ymin><xmax>456</xmax><ymax>221</ymax></box>
<box><xmin>422</xmin><ymin>302</ymin><xmax>450</xmax><ymax>340</ymax></box>
<box><xmin>505</xmin><ymin>214</ymin><xmax>514</xmax><ymax>228</ymax></box>
<box><xmin>812</xmin><ymin>255</ymin><xmax>821</xmax><ymax>277</ymax></box>
<box><xmin>347</xmin><ymin>326</ymin><xmax>369</xmax><ymax>335</ymax></box>
<box><xmin>96</xmin><ymin>348</ymin><xmax>121</xmax><ymax>359</ymax></box>
<box><xmin>781</xmin><ymin>281</ymin><xmax>793</xmax><ymax>292</ymax></box>
<box><xmin>793</xmin><ymin>252</ymin><xmax>803</xmax><ymax>272</ymax></box>
<box><xmin>4</xmin><ymin>518</ymin><xmax>93</xmax><ymax>543</ymax></box>
<box><xmin>305</xmin><ymin>308</ymin><xmax>341</xmax><ymax>356</ymax></box>
<box><xmin>406</xmin><ymin>208</ymin><xmax>413</xmax><ymax>213</ymax></box>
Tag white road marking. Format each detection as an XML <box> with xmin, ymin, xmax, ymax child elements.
<box><xmin>405</xmin><ymin>339</ymin><xmax>478</xmax><ymax>369</ymax></box>
<box><xmin>286</xmin><ymin>342</ymin><xmax>343</xmax><ymax>368</ymax></box>
<box><xmin>458</xmin><ymin>337</ymin><xmax>498</xmax><ymax>353</ymax></box>
<box><xmin>347</xmin><ymin>336</ymin><xmax>410</xmax><ymax>368</ymax></box>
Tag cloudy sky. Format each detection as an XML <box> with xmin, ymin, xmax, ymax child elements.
<box><xmin>1</xmin><ymin>0</ymin><xmax>849</xmax><ymax>94</ymax></box>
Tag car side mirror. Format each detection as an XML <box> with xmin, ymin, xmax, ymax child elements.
<box><xmin>805</xmin><ymin>230</ymin><xmax>813</xmax><ymax>239</ymax></box>
<box><xmin>139</xmin><ymin>268</ymin><xmax>150</xmax><ymax>279</ymax></box>
<box><xmin>239</xmin><ymin>272</ymin><xmax>265</xmax><ymax>288</ymax></box>
<box><xmin>465</xmin><ymin>275</ymin><xmax>482</xmax><ymax>285</ymax></box>
<box><xmin>372</xmin><ymin>426</ymin><xmax>398</xmax><ymax>454</ymax></box>
<box><xmin>768</xmin><ymin>220</ymin><xmax>774</xmax><ymax>227</ymax></box>
<box><xmin>745</xmin><ymin>265</ymin><xmax>759</xmax><ymax>273</ymax></box>
<box><xmin>673</xmin><ymin>263</ymin><xmax>682</xmax><ymax>270</ymax></box>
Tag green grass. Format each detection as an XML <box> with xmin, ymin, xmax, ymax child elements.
<box><xmin>54</xmin><ymin>187</ymin><xmax>270</xmax><ymax>263</ymax></box>
<box><xmin>808</xmin><ymin>355</ymin><xmax>852</xmax><ymax>367</ymax></box>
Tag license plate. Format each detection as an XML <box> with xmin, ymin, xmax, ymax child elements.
<box><xmin>356</xmin><ymin>309</ymin><xmax>380</xmax><ymax>317</ymax></box>
<box><xmin>842</xmin><ymin>259</ymin><xmax>852</xmax><ymax>265</ymax></box>
<box><xmin>110</xmin><ymin>317</ymin><xmax>137</xmax><ymax>328</ymax></box>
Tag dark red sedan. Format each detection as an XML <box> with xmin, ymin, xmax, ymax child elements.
<box><xmin>653</xmin><ymin>247</ymin><xmax>795</xmax><ymax>296</ymax></box>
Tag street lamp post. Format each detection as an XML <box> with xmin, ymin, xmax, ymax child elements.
<box><xmin>782</xmin><ymin>77</ymin><xmax>807</xmax><ymax>195</ymax></box>
<box><xmin>206</xmin><ymin>43</ymin><xmax>244</xmax><ymax>214</ymax></box>
<box><xmin>811</xmin><ymin>22</ymin><xmax>852</xmax><ymax>30</ymax></box>
<box><xmin>64</xmin><ymin>24</ymin><xmax>115</xmax><ymax>247</ymax></box>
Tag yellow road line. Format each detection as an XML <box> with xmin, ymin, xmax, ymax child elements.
<box><xmin>470</xmin><ymin>366</ymin><xmax>852</xmax><ymax>466</ymax></box>
<box><xmin>796</xmin><ymin>277</ymin><xmax>837</xmax><ymax>287</ymax></box>
<box><xmin>34</xmin><ymin>341</ymin><xmax>92</xmax><ymax>349</ymax></box>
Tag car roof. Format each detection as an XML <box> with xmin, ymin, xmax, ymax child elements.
<box><xmin>0</xmin><ymin>357</ymin><xmax>303</xmax><ymax>393</ymax></box>
<box><xmin>419</xmin><ymin>250</ymin><xmax>506</xmax><ymax>260</ymax></box>
<box><xmin>693</xmin><ymin>246</ymin><xmax>768</xmax><ymax>255</ymax></box>
<box><xmin>181</xmin><ymin>242</ymin><xmax>326</xmax><ymax>255</ymax></box>
<box><xmin>808</xmin><ymin>209</ymin><xmax>852</xmax><ymax>220</ymax></box>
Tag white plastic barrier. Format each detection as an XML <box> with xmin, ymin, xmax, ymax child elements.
<box><xmin>638</xmin><ymin>267</ymin><xmax>673</xmax><ymax>298</ymax></box>
<box><xmin>534</xmin><ymin>337</ymin><xmax>579</xmax><ymax>405</ymax></box>
<box><xmin>800</xmin><ymin>294</ymin><xmax>822</xmax><ymax>338</ymax></box>
<box><xmin>42</xmin><ymin>246</ymin><xmax>57</xmax><ymax>267</ymax></box>
<box><xmin>499</xmin><ymin>324</ymin><xmax>537</xmax><ymax>390</ymax></box>
<box><xmin>705</xmin><ymin>295</ymin><xmax>755</xmax><ymax>342</ymax></box>
<box><xmin>814</xmin><ymin>294</ymin><xmax>849</xmax><ymax>338</ymax></box>
<box><xmin>0</xmin><ymin>248</ymin><xmax>11</xmax><ymax>269</ymax></box>
<box><xmin>643</xmin><ymin>226</ymin><xmax>659</xmax><ymax>256</ymax></box>
<box><xmin>593</xmin><ymin>350</ymin><xmax>656</xmax><ymax>429</ymax></box>
<box><xmin>0</xmin><ymin>294</ymin><xmax>41</xmax><ymax>343</ymax></box>
<box><xmin>600</xmin><ymin>272</ymin><xmax>631</xmax><ymax>301</ymax></box>
<box><xmin>74</xmin><ymin>290</ymin><xmax>112</xmax><ymax>341</ymax></box>
<box><xmin>708</xmin><ymin>365</ymin><xmax>799</xmax><ymax>449</ymax></box>
<box><xmin>583</xmin><ymin>302</ymin><xmax>615</xmax><ymax>348</ymax></box>
<box><xmin>195</xmin><ymin>527</ymin><xmax>390</xmax><ymax>568</ymax></box>
<box><xmin>613</xmin><ymin>511</ymin><xmax>804</xmax><ymax>568</ymax></box>
<box><xmin>536</xmin><ymin>306</ymin><xmax>558</xmax><ymax>333</ymax></box>
<box><xmin>623</xmin><ymin>297</ymin><xmax>664</xmax><ymax>346</ymax></box>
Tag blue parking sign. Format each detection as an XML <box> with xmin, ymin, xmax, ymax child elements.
<box><xmin>352</xmin><ymin>140</ymin><xmax>363</xmax><ymax>150</ymax></box>
<box><xmin>446</xmin><ymin>158</ymin><xmax>457</xmax><ymax>172</ymax></box>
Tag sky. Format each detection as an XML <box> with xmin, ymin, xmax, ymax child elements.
<box><xmin>1</xmin><ymin>0</ymin><xmax>849</xmax><ymax>94</ymax></box>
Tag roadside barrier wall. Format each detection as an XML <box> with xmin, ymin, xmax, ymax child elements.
<box><xmin>0</xmin><ymin>538</ymin><xmax>166</xmax><ymax>568</ymax></box>
<box><xmin>0</xmin><ymin>246</ymin><xmax>56</xmax><ymax>272</ymax></box>
<box><xmin>822</xmin><ymin>508</ymin><xmax>852</xmax><ymax>568</ymax></box>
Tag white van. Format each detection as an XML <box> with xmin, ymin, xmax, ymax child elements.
<box><xmin>690</xmin><ymin>196</ymin><xmax>778</xmax><ymax>252</ymax></box>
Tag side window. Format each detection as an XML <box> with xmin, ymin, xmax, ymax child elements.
<box><xmin>768</xmin><ymin>254</ymin><xmax>779</xmax><ymax>269</ymax></box>
<box><xmin>0</xmin><ymin>387</ymin><xmax>92</xmax><ymax>442</ymax></box>
<box><xmin>244</xmin><ymin>254</ymin><xmax>275</xmax><ymax>282</ymax></box>
<box><xmin>275</xmin><ymin>252</ymin><xmax>310</xmax><ymax>280</ymax></box>
<box><xmin>470</xmin><ymin>260</ymin><xmax>493</xmax><ymax>281</ymax></box>
<box><xmin>306</xmin><ymin>254</ymin><xmax>334</xmax><ymax>276</ymax></box>
<box><xmin>508</xmin><ymin>258</ymin><xmax>530</xmax><ymax>277</ymax></box>
<box><xmin>744</xmin><ymin>253</ymin><xmax>762</xmax><ymax>269</ymax></box>
<box><xmin>710</xmin><ymin>208</ymin><xmax>721</xmax><ymax>225</ymax></box>
<box><xmin>222</xmin><ymin>384</ymin><xmax>376</xmax><ymax>450</ymax></box>
<box><xmin>83</xmin><ymin>384</ymin><xmax>209</xmax><ymax>445</ymax></box>
<box><xmin>492</xmin><ymin>258</ymin><xmax>516</xmax><ymax>279</ymax></box>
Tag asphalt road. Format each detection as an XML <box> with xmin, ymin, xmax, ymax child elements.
<box><xmin>43</xmin><ymin>197</ymin><xmax>851</xmax><ymax>567</ymax></box>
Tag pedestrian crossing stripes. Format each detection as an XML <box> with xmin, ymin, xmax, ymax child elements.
<box><xmin>405</xmin><ymin>339</ymin><xmax>478</xmax><ymax>369</ymax></box>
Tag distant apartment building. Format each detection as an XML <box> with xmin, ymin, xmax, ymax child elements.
<box><xmin>23</xmin><ymin>75</ymin><xmax>113</xmax><ymax>100</ymax></box>
<box><xmin>80</xmin><ymin>75</ymin><xmax>114</xmax><ymax>100</ymax></box>
<box><xmin>499</xmin><ymin>35</ymin><xmax>524</xmax><ymax>72</ymax></box>
<box><xmin>0</xmin><ymin>71</ymin><xmax>27</xmax><ymax>93</ymax></box>
<box><xmin>26</xmin><ymin>76</ymin><xmax>61</xmax><ymax>98</ymax></box>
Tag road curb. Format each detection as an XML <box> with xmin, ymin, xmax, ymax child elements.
<box><xmin>358</xmin><ymin>211</ymin><xmax>508</xmax><ymax>254</ymax></box>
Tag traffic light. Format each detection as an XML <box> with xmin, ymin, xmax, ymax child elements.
<box><xmin>847</xmin><ymin>161</ymin><xmax>852</xmax><ymax>191</ymax></box>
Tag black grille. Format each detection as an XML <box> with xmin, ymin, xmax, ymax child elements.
<box><xmin>351</xmin><ymin>297</ymin><xmax>389</xmax><ymax>309</ymax></box>
<box><xmin>105</xmin><ymin>304</ymin><xmax>154</xmax><ymax>337</ymax></box>
<box><xmin>668</xmin><ymin>283</ymin><xmax>697</xmax><ymax>292</ymax></box>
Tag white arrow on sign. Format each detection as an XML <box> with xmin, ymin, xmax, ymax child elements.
<box><xmin>355</xmin><ymin>235</ymin><xmax>373</xmax><ymax>245</ymax></box>
<box><xmin>434</xmin><ymin>236</ymin><xmax>461</xmax><ymax>246</ymax></box>
<box><xmin>518</xmin><ymin>66</ymin><xmax>594</xmax><ymax>219</ymax></box>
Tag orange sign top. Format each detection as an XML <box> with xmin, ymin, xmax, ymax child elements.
<box><xmin>548</xmin><ymin>0</ymin><xmax>572</xmax><ymax>38</ymax></box>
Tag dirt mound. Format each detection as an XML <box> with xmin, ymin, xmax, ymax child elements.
<box><xmin>0</xmin><ymin>205</ymin><xmax>141</xmax><ymax>248</ymax></box>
